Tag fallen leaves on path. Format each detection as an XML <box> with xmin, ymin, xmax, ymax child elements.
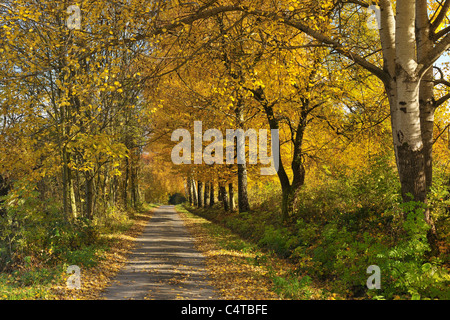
<box><xmin>51</xmin><ymin>210</ymin><xmax>155</xmax><ymax>300</ymax></box>
<box><xmin>178</xmin><ymin>210</ymin><xmax>280</xmax><ymax>300</ymax></box>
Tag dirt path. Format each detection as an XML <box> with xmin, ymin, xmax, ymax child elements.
<box><xmin>101</xmin><ymin>205</ymin><xmax>218</xmax><ymax>300</ymax></box>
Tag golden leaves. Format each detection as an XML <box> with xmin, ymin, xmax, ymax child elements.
<box><xmin>52</xmin><ymin>209</ymin><xmax>155</xmax><ymax>300</ymax></box>
<box><xmin>179</xmin><ymin>210</ymin><xmax>279</xmax><ymax>300</ymax></box>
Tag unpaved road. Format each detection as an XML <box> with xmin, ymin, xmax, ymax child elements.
<box><xmin>102</xmin><ymin>205</ymin><xmax>218</xmax><ymax>300</ymax></box>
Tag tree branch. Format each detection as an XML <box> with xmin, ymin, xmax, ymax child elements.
<box><xmin>418</xmin><ymin>32</ymin><xmax>450</xmax><ymax>75</ymax></box>
<box><xmin>379</xmin><ymin>0</ymin><xmax>396</xmax><ymax>77</ymax></box>
<box><xmin>341</xmin><ymin>0</ymin><xmax>370</xmax><ymax>8</ymax></box>
<box><xmin>242</xmin><ymin>8</ymin><xmax>389</xmax><ymax>83</ymax></box>
<box><xmin>431</xmin><ymin>0</ymin><xmax>450</xmax><ymax>32</ymax></box>
<box><xmin>433</xmin><ymin>124</ymin><xmax>450</xmax><ymax>144</ymax></box>
<box><xmin>433</xmin><ymin>25</ymin><xmax>450</xmax><ymax>40</ymax></box>
<box><xmin>435</xmin><ymin>79</ymin><xmax>450</xmax><ymax>87</ymax></box>
<box><xmin>76</xmin><ymin>5</ymin><xmax>241</xmax><ymax>62</ymax></box>
<box><xmin>435</xmin><ymin>92</ymin><xmax>450</xmax><ymax>107</ymax></box>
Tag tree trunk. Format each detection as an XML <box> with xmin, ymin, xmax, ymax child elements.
<box><xmin>284</xmin><ymin>110</ymin><xmax>308</xmax><ymax>221</ymax></box>
<box><xmin>237</xmin><ymin>164</ymin><xmax>250</xmax><ymax>212</ymax></box>
<box><xmin>68</xmin><ymin>166</ymin><xmax>78</xmax><ymax>220</ymax></box>
<box><xmin>257</xmin><ymin>90</ymin><xmax>299</xmax><ymax>221</ymax></box>
<box><xmin>61</xmin><ymin>146</ymin><xmax>69</xmax><ymax>220</ymax></box>
<box><xmin>187</xmin><ymin>178</ymin><xmax>193</xmax><ymax>205</ymax></box>
<box><xmin>111</xmin><ymin>175</ymin><xmax>118</xmax><ymax>207</ymax></box>
<box><xmin>197</xmin><ymin>181</ymin><xmax>203</xmax><ymax>208</ymax></box>
<box><xmin>416</xmin><ymin>1</ymin><xmax>438</xmax><ymax>249</ymax></box>
<box><xmin>123</xmin><ymin>156</ymin><xmax>129</xmax><ymax>209</ymax></box>
<box><xmin>103</xmin><ymin>169</ymin><xmax>110</xmax><ymax>212</ymax></box>
<box><xmin>220</xmin><ymin>182</ymin><xmax>229</xmax><ymax>212</ymax></box>
<box><xmin>85</xmin><ymin>173</ymin><xmax>94</xmax><ymax>220</ymax></box>
<box><xmin>235</xmin><ymin>95</ymin><xmax>251</xmax><ymax>213</ymax></box>
<box><xmin>218</xmin><ymin>182</ymin><xmax>223</xmax><ymax>202</ymax></box>
<box><xmin>130</xmin><ymin>151</ymin><xmax>139</xmax><ymax>209</ymax></box>
<box><xmin>204</xmin><ymin>181</ymin><xmax>209</xmax><ymax>207</ymax></box>
<box><xmin>210</xmin><ymin>181</ymin><xmax>215</xmax><ymax>207</ymax></box>
<box><xmin>229</xmin><ymin>182</ymin><xmax>236</xmax><ymax>211</ymax></box>
<box><xmin>192</xmin><ymin>179</ymin><xmax>198</xmax><ymax>206</ymax></box>
<box><xmin>392</xmin><ymin>73</ymin><xmax>427</xmax><ymax>204</ymax></box>
<box><xmin>418</xmin><ymin>73</ymin><xmax>435</xmax><ymax>195</ymax></box>
<box><xmin>281</xmin><ymin>186</ymin><xmax>294</xmax><ymax>222</ymax></box>
<box><xmin>389</xmin><ymin>1</ymin><xmax>427</xmax><ymax>205</ymax></box>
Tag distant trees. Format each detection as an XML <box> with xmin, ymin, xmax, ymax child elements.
<box><xmin>0</xmin><ymin>0</ymin><xmax>158</xmax><ymax>222</ymax></box>
<box><xmin>145</xmin><ymin>0</ymin><xmax>450</xmax><ymax>249</ymax></box>
<box><xmin>1</xmin><ymin>0</ymin><xmax>448</xmax><ymax>249</ymax></box>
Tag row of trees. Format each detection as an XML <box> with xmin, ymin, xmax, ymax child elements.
<box><xmin>0</xmin><ymin>0</ymin><xmax>449</xmax><ymax>263</ymax></box>
<box><xmin>0</xmin><ymin>0</ymin><xmax>161</xmax><ymax>231</ymax></box>
<box><xmin>143</xmin><ymin>0</ymin><xmax>449</xmax><ymax>253</ymax></box>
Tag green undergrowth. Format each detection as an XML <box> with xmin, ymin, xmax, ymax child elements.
<box><xmin>0</xmin><ymin>202</ymin><xmax>157</xmax><ymax>300</ymax></box>
<box><xmin>186</xmin><ymin>201</ymin><xmax>449</xmax><ymax>300</ymax></box>
<box><xmin>182</xmin><ymin>159</ymin><xmax>450</xmax><ymax>300</ymax></box>
<box><xmin>177</xmin><ymin>204</ymin><xmax>332</xmax><ymax>300</ymax></box>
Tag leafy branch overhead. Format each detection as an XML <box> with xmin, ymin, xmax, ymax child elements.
<box><xmin>0</xmin><ymin>0</ymin><xmax>449</xmax><ymax>301</ymax></box>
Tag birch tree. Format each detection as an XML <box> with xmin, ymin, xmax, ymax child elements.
<box><xmin>217</xmin><ymin>0</ymin><xmax>450</xmax><ymax>235</ymax></box>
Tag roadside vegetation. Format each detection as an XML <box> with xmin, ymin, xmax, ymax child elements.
<box><xmin>177</xmin><ymin>205</ymin><xmax>334</xmax><ymax>300</ymax></box>
<box><xmin>179</xmin><ymin>155</ymin><xmax>450</xmax><ymax>300</ymax></box>
<box><xmin>1</xmin><ymin>0</ymin><xmax>450</xmax><ymax>301</ymax></box>
<box><xmin>0</xmin><ymin>204</ymin><xmax>157</xmax><ymax>300</ymax></box>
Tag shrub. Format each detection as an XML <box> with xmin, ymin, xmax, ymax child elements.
<box><xmin>0</xmin><ymin>189</ymin><xmax>45</xmax><ymax>270</ymax></box>
<box><xmin>0</xmin><ymin>184</ymin><xmax>101</xmax><ymax>271</ymax></box>
<box><xmin>62</xmin><ymin>245</ymin><xmax>106</xmax><ymax>268</ymax></box>
<box><xmin>258</xmin><ymin>226</ymin><xmax>298</xmax><ymax>257</ymax></box>
<box><xmin>272</xmin><ymin>273</ymin><xmax>314</xmax><ymax>299</ymax></box>
<box><xmin>373</xmin><ymin>201</ymin><xmax>450</xmax><ymax>299</ymax></box>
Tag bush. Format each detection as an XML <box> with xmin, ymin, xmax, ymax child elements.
<box><xmin>0</xmin><ymin>185</ymin><xmax>101</xmax><ymax>271</ymax></box>
<box><xmin>185</xmin><ymin>154</ymin><xmax>449</xmax><ymax>299</ymax></box>
<box><xmin>0</xmin><ymin>189</ymin><xmax>45</xmax><ymax>270</ymax></box>
<box><xmin>62</xmin><ymin>245</ymin><xmax>106</xmax><ymax>268</ymax></box>
<box><xmin>372</xmin><ymin>201</ymin><xmax>450</xmax><ymax>299</ymax></box>
<box><xmin>272</xmin><ymin>273</ymin><xmax>314</xmax><ymax>299</ymax></box>
<box><xmin>259</xmin><ymin>225</ymin><xmax>298</xmax><ymax>257</ymax></box>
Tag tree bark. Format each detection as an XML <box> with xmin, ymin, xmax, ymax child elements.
<box><xmin>68</xmin><ymin>166</ymin><xmax>78</xmax><ymax>220</ymax></box>
<box><xmin>130</xmin><ymin>150</ymin><xmax>140</xmax><ymax>209</ymax></box>
<box><xmin>229</xmin><ymin>182</ymin><xmax>236</xmax><ymax>211</ymax></box>
<box><xmin>390</xmin><ymin>1</ymin><xmax>427</xmax><ymax>205</ymax></box>
<box><xmin>391</xmin><ymin>75</ymin><xmax>427</xmax><ymax>204</ymax></box>
<box><xmin>197</xmin><ymin>181</ymin><xmax>203</xmax><ymax>208</ymax></box>
<box><xmin>237</xmin><ymin>164</ymin><xmax>249</xmax><ymax>212</ymax></box>
<box><xmin>235</xmin><ymin>97</ymin><xmax>251</xmax><ymax>213</ymax></box>
<box><xmin>192</xmin><ymin>178</ymin><xmax>198</xmax><ymax>206</ymax></box>
<box><xmin>218</xmin><ymin>181</ymin><xmax>223</xmax><ymax>202</ymax></box>
<box><xmin>210</xmin><ymin>181</ymin><xmax>215</xmax><ymax>207</ymax></box>
<box><xmin>61</xmin><ymin>146</ymin><xmax>69</xmax><ymax>220</ymax></box>
<box><xmin>220</xmin><ymin>182</ymin><xmax>229</xmax><ymax>212</ymax></box>
<box><xmin>253</xmin><ymin>86</ymin><xmax>304</xmax><ymax>221</ymax></box>
<box><xmin>187</xmin><ymin>178</ymin><xmax>193</xmax><ymax>205</ymax></box>
<box><xmin>123</xmin><ymin>156</ymin><xmax>129</xmax><ymax>209</ymax></box>
<box><xmin>416</xmin><ymin>1</ymin><xmax>438</xmax><ymax>248</ymax></box>
<box><xmin>416</xmin><ymin>3</ymin><xmax>435</xmax><ymax>194</ymax></box>
<box><xmin>111</xmin><ymin>175</ymin><xmax>118</xmax><ymax>207</ymax></box>
<box><xmin>204</xmin><ymin>181</ymin><xmax>209</xmax><ymax>207</ymax></box>
<box><xmin>85</xmin><ymin>173</ymin><xmax>94</xmax><ymax>220</ymax></box>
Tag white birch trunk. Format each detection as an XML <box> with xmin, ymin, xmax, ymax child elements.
<box><xmin>383</xmin><ymin>0</ymin><xmax>427</xmax><ymax>202</ymax></box>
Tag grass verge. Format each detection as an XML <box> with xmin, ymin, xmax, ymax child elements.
<box><xmin>0</xmin><ymin>204</ymin><xmax>158</xmax><ymax>300</ymax></box>
<box><xmin>176</xmin><ymin>204</ymin><xmax>334</xmax><ymax>300</ymax></box>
